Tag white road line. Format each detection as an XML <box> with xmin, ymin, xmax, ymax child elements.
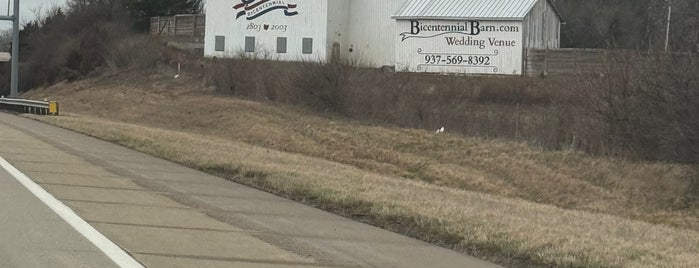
<box><xmin>0</xmin><ymin>155</ymin><xmax>144</xmax><ymax>268</ymax></box>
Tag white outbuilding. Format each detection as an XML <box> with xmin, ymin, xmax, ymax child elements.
<box><xmin>204</xmin><ymin>0</ymin><xmax>563</xmax><ymax>75</ymax></box>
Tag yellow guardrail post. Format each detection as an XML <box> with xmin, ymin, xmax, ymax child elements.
<box><xmin>49</xmin><ymin>101</ymin><xmax>59</xmax><ymax>116</ymax></box>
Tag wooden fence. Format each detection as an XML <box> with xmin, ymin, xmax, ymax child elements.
<box><xmin>524</xmin><ymin>49</ymin><xmax>688</xmax><ymax>76</ymax></box>
<box><xmin>525</xmin><ymin>49</ymin><xmax>609</xmax><ymax>76</ymax></box>
<box><xmin>150</xmin><ymin>15</ymin><xmax>205</xmax><ymax>37</ymax></box>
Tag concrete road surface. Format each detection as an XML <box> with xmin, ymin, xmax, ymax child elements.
<box><xmin>0</xmin><ymin>112</ymin><xmax>502</xmax><ymax>268</ymax></box>
<box><xmin>0</xmin><ymin>168</ymin><xmax>119</xmax><ymax>268</ymax></box>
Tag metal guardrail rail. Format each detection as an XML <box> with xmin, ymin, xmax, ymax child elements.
<box><xmin>0</xmin><ymin>97</ymin><xmax>59</xmax><ymax>115</ymax></box>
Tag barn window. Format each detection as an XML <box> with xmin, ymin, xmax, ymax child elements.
<box><xmin>215</xmin><ymin>36</ymin><xmax>225</xmax><ymax>52</ymax></box>
<box><xmin>245</xmin><ymin>36</ymin><xmax>255</xmax><ymax>53</ymax></box>
<box><xmin>277</xmin><ymin>37</ymin><xmax>287</xmax><ymax>53</ymax></box>
<box><xmin>302</xmin><ymin>38</ymin><xmax>313</xmax><ymax>54</ymax></box>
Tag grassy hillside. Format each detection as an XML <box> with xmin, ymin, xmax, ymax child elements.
<box><xmin>23</xmin><ymin>69</ymin><xmax>699</xmax><ymax>267</ymax></box>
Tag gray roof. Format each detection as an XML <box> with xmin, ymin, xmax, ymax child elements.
<box><xmin>393</xmin><ymin>0</ymin><xmax>563</xmax><ymax>21</ymax></box>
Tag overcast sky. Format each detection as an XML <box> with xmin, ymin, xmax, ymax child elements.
<box><xmin>0</xmin><ymin>0</ymin><xmax>68</xmax><ymax>30</ymax></box>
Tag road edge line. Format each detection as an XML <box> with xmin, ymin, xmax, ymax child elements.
<box><xmin>0</xmin><ymin>155</ymin><xmax>144</xmax><ymax>268</ymax></box>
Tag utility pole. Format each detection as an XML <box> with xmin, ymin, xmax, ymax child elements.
<box><xmin>665</xmin><ymin>0</ymin><xmax>672</xmax><ymax>52</ymax></box>
<box><xmin>0</xmin><ymin>0</ymin><xmax>18</xmax><ymax>97</ymax></box>
<box><xmin>10</xmin><ymin>0</ymin><xmax>18</xmax><ymax>97</ymax></box>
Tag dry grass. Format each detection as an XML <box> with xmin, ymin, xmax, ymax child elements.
<box><xmin>27</xmin><ymin>114</ymin><xmax>699</xmax><ymax>268</ymax></box>
<box><xmin>22</xmin><ymin>70</ymin><xmax>699</xmax><ymax>267</ymax></box>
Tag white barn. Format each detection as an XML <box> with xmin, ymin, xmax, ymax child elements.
<box><xmin>204</xmin><ymin>0</ymin><xmax>562</xmax><ymax>75</ymax></box>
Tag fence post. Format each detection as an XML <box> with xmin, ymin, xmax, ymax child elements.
<box><xmin>192</xmin><ymin>15</ymin><xmax>197</xmax><ymax>37</ymax></box>
<box><xmin>544</xmin><ymin>49</ymin><xmax>549</xmax><ymax>75</ymax></box>
<box><xmin>524</xmin><ymin>49</ymin><xmax>528</xmax><ymax>76</ymax></box>
<box><xmin>199</xmin><ymin>15</ymin><xmax>205</xmax><ymax>37</ymax></box>
<box><xmin>173</xmin><ymin>16</ymin><xmax>178</xmax><ymax>36</ymax></box>
<box><xmin>159</xmin><ymin>17</ymin><xmax>167</xmax><ymax>34</ymax></box>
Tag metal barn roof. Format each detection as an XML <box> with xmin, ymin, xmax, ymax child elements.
<box><xmin>393</xmin><ymin>0</ymin><xmax>563</xmax><ymax>21</ymax></box>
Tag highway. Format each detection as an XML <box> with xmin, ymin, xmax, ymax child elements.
<box><xmin>0</xmin><ymin>112</ymin><xmax>501</xmax><ymax>268</ymax></box>
<box><xmin>0</xmin><ymin>167</ymin><xmax>119</xmax><ymax>267</ymax></box>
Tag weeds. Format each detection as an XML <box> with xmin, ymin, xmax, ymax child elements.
<box><xmin>199</xmin><ymin>51</ymin><xmax>699</xmax><ymax>164</ymax></box>
<box><xmin>26</xmin><ymin>113</ymin><xmax>699</xmax><ymax>268</ymax></box>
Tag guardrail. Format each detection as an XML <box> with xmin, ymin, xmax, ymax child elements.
<box><xmin>0</xmin><ymin>97</ymin><xmax>59</xmax><ymax>115</ymax></box>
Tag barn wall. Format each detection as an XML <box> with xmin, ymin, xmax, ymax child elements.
<box><xmin>203</xmin><ymin>0</ymin><xmax>562</xmax><ymax>75</ymax></box>
<box><xmin>204</xmin><ymin>0</ymin><xmax>329</xmax><ymax>61</ymax></box>
<box><xmin>326</xmin><ymin>1</ymin><xmax>350</xmax><ymax>61</ymax></box>
<box><xmin>395</xmin><ymin>19</ymin><xmax>524</xmax><ymax>75</ymax></box>
<box><xmin>523</xmin><ymin>0</ymin><xmax>561</xmax><ymax>49</ymax></box>
<box><xmin>347</xmin><ymin>0</ymin><xmax>406</xmax><ymax>67</ymax></box>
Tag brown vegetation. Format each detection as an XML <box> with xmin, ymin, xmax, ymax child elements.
<box><xmin>199</xmin><ymin>52</ymin><xmax>699</xmax><ymax>165</ymax></box>
<box><xmin>23</xmin><ymin>64</ymin><xmax>699</xmax><ymax>267</ymax></box>
<box><xmin>0</xmin><ymin>0</ymin><xmax>202</xmax><ymax>95</ymax></box>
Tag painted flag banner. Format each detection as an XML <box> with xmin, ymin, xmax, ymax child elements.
<box><xmin>234</xmin><ymin>0</ymin><xmax>299</xmax><ymax>20</ymax></box>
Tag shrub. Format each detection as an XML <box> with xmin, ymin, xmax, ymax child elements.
<box><xmin>636</xmin><ymin>53</ymin><xmax>699</xmax><ymax>162</ymax></box>
<box><xmin>292</xmin><ymin>60</ymin><xmax>349</xmax><ymax>113</ymax></box>
<box><xmin>199</xmin><ymin>52</ymin><xmax>698</xmax><ymax>163</ymax></box>
<box><xmin>562</xmin><ymin>52</ymin><xmax>699</xmax><ymax>162</ymax></box>
<box><xmin>105</xmin><ymin>36</ymin><xmax>168</xmax><ymax>70</ymax></box>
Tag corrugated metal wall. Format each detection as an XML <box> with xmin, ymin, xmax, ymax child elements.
<box><xmin>348</xmin><ymin>0</ymin><xmax>406</xmax><ymax>67</ymax></box>
<box><xmin>204</xmin><ymin>0</ymin><xmax>329</xmax><ymax>61</ymax></box>
<box><xmin>395</xmin><ymin>20</ymin><xmax>525</xmax><ymax>75</ymax></box>
<box><xmin>327</xmin><ymin>1</ymin><xmax>350</xmax><ymax>61</ymax></box>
